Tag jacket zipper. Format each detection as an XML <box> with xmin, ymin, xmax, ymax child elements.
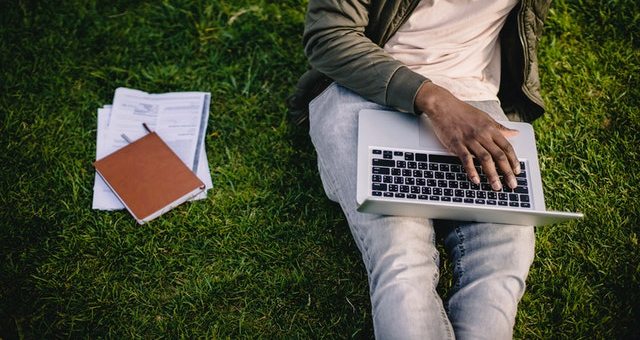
<box><xmin>517</xmin><ymin>0</ymin><xmax>545</xmax><ymax>108</ymax></box>
<box><xmin>382</xmin><ymin>0</ymin><xmax>422</xmax><ymax>46</ymax></box>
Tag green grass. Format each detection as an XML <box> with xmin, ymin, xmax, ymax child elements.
<box><xmin>0</xmin><ymin>0</ymin><xmax>638</xmax><ymax>338</ymax></box>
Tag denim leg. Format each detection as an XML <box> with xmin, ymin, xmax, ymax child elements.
<box><xmin>439</xmin><ymin>101</ymin><xmax>535</xmax><ymax>340</ymax></box>
<box><xmin>439</xmin><ymin>221</ymin><xmax>535</xmax><ymax>340</ymax></box>
<box><xmin>309</xmin><ymin>84</ymin><xmax>454</xmax><ymax>339</ymax></box>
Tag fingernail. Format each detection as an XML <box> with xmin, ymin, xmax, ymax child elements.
<box><xmin>509</xmin><ymin>178</ymin><xmax>517</xmax><ymax>189</ymax></box>
<box><xmin>492</xmin><ymin>180</ymin><xmax>502</xmax><ymax>191</ymax></box>
<box><xmin>471</xmin><ymin>176</ymin><xmax>480</xmax><ymax>184</ymax></box>
<box><xmin>514</xmin><ymin>165</ymin><xmax>521</xmax><ymax>175</ymax></box>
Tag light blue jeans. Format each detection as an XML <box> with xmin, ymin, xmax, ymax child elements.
<box><xmin>309</xmin><ymin>83</ymin><xmax>535</xmax><ymax>340</ymax></box>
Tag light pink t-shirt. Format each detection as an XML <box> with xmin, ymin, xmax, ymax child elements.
<box><xmin>384</xmin><ymin>0</ymin><xmax>519</xmax><ymax>101</ymax></box>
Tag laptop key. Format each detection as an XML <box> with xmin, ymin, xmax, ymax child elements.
<box><xmin>416</xmin><ymin>153</ymin><xmax>428</xmax><ymax>161</ymax></box>
<box><xmin>429</xmin><ymin>154</ymin><xmax>461</xmax><ymax>164</ymax></box>
<box><xmin>373</xmin><ymin>159</ymin><xmax>395</xmax><ymax>167</ymax></box>
<box><xmin>514</xmin><ymin>186</ymin><xmax>529</xmax><ymax>194</ymax></box>
<box><xmin>372</xmin><ymin>167</ymin><xmax>390</xmax><ymax>175</ymax></box>
<box><xmin>372</xmin><ymin>183</ymin><xmax>387</xmax><ymax>191</ymax></box>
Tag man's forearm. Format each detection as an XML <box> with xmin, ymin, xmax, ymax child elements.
<box><xmin>303</xmin><ymin>0</ymin><xmax>427</xmax><ymax>113</ymax></box>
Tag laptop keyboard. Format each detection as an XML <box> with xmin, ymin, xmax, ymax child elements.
<box><xmin>369</xmin><ymin>147</ymin><xmax>532</xmax><ymax>209</ymax></box>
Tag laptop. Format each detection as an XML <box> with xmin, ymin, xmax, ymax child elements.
<box><xmin>356</xmin><ymin>108</ymin><xmax>583</xmax><ymax>226</ymax></box>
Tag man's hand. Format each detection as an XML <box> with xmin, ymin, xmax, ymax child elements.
<box><xmin>415</xmin><ymin>82</ymin><xmax>520</xmax><ymax>191</ymax></box>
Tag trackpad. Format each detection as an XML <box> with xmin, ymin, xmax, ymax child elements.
<box><xmin>418</xmin><ymin>115</ymin><xmax>447</xmax><ymax>150</ymax></box>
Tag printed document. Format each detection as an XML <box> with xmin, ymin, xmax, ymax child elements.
<box><xmin>92</xmin><ymin>88</ymin><xmax>213</xmax><ymax>210</ymax></box>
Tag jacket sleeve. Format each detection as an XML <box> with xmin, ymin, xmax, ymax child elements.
<box><xmin>303</xmin><ymin>0</ymin><xmax>428</xmax><ymax>114</ymax></box>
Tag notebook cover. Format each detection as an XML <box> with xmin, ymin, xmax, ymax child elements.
<box><xmin>93</xmin><ymin>132</ymin><xmax>205</xmax><ymax>224</ymax></box>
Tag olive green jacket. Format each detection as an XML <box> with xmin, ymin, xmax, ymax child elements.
<box><xmin>289</xmin><ymin>0</ymin><xmax>551</xmax><ymax>123</ymax></box>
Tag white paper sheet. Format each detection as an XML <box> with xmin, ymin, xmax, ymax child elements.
<box><xmin>92</xmin><ymin>88</ymin><xmax>213</xmax><ymax>211</ymax></box>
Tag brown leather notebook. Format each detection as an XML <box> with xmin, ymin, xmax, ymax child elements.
<box><xmin>93</xmin><ymin>132</ymin><xmax>205</xmax><ymax>224</ymax></box>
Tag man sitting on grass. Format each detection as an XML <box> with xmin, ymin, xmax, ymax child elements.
<box><xmin>289</xmin><ymin>0</ymin><xmax>551</xmax><ymax>338</ymax></box>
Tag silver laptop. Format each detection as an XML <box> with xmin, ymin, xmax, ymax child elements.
<box><xmin>356</xmin><ymin>108</ymin><xmax>583</xmax><ymax>226</ymax></box>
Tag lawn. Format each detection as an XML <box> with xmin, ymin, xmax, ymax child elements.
<box><xmin>1</xmin><ymin>0</ymin><xmax>638</xmax><ymax>338</ymax></box>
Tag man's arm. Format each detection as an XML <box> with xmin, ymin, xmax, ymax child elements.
<box><xmin>304</xmin><ymin>0</ymin><xmax>520</xmax><ymax>189</ymax></box>
<box><xmin>303</xmin><ymin>0</ymin><xmax>427</xmax><ymax>113</ymax></box>
<box><xmin>415</xmin><ymin>83</ymin><xmax>520</xmax><ymax>190</ymax></box>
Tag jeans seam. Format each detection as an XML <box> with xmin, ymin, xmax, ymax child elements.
<box><xmin>454</xmin><ymin>226</ymin><xmax>466</xmax><ymax>291</ymax></box>
<box><xmin>432</xmin><ymin>262</ymin><xmax>455</xmax><ymax>339</ymax></box>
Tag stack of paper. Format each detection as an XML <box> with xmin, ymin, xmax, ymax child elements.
<box><xmin>92</xmin><ymin>87</ymin><xmax>213</xmax><ymax>210</ymax></box>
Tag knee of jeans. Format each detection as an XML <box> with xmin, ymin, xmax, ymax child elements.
<box><xmin>365</xmin><ymin>218</ymin><xmax>440</xmax><ymax>289</ymax></box>
<box><xmin>317</xmin><ymin>158</ymin><xmax>339</xmax><ymax>202</ymax></box>
<box><xmin>452</xmin><ymin>225</ymin><xmax>535</xmax><ymax>288</ymax></box>
<box><xmin>504</xmin><ymin>227</ymin><xmax>536</xmax><ymax>275</ymax></box>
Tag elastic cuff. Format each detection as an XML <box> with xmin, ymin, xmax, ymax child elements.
<box><xmin>386</xmin><ymin>66</ymin><xmax>430</xmax><ymax>114</ymax></box>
